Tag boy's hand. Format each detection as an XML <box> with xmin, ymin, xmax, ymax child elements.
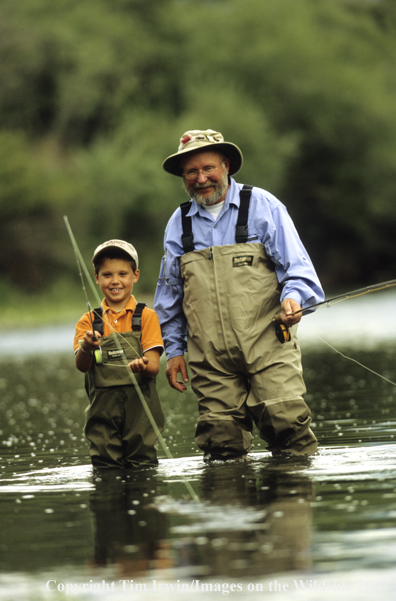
<box><xmin>128</xmin><ymin>356</ymin><xmax>149</xmax><ymax>373</ymax></box>
<box><xmin>128</xmin><ymin>349</ymin><xmax>160</xmax><ymax>378</ymax></box>
<box><xmin>82</xmin><ymin>330</ymin><xmax>102</xmax><ymax>352</ymax></box>
<box><xmin>76</xmin><ymin>330</ymin><xmax>101</xmax><ymax>373</ymax></box>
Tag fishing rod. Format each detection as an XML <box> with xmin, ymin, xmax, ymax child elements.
<box><xmin>275</xmin><ymin>278</ymin><xmax>396</xmax><ymax>343</ymax></box>
<box><xmin>64</xmin><ymin>216</ymin><xmax>200</xmax><ymax>502</ymax></box>
<box><xmin>64</xmin><ymin>216</ymin><xmax>99</xmax><ymax>342</ymax></box>
<box><xmin>295</xmin><ymin>278</ymin><xmax>396</xmax><ymax>316</ymax></box>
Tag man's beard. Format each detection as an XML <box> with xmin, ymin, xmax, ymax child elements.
<box><xmin>183</xmin><ymin>168</ymin><xmax>229</xmax><ymax>206</ymax></box>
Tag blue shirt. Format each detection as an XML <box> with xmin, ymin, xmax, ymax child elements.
<box><xmin>154</xmin><ymin>178</ymin><xmax>324</xmax><ymax>358</ymax></box>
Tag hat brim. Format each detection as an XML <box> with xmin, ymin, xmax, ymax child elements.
<box><xmin>163</xmin><ymin>142</ymin><xmax>243</xmax><ymax>177</ymax></box>
<box><xmin>92</xmin><ymin>243</ymin><xmax>139</xmax><ymax>269</ymax></box>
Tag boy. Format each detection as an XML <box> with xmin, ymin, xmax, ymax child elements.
<box><xmin>74</xmin><ymin>239</ymin><xmax>165</xmax><ymax>469</ymax></box>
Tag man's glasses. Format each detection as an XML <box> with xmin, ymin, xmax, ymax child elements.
<box><xmin>183</xmin><ymin>160</ymin><xmax>225</xmax><ymax>181</ymax></box>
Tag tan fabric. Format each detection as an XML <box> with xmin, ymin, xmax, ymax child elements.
<box><xmin>180</xmin><ymin>243</ymin><xmax>317</xmax><ymax>457</ymax></box>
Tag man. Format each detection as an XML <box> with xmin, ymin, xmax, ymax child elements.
<box><xmin>154</xmin><ymin>129</ymin><xmax>324</xmax><ymax>461</ymax></box>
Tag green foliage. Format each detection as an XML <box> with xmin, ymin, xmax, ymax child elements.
<box><xmin>1</xmin><ymin>0</ymin><xmax>396</xmax><ymax>304</ymax></box>
<box><xmin>0</xmin><ymin>131</ymin><xmax>77</xmax><ymax>290</ymax></box>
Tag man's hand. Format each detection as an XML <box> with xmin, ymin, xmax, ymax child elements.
<box><xmin>279</xmin><ymin>298</ymin><xmax>303</xmax><ymax>326</ymax></box>
<box><xmin>165</xmin><ymin>355</ymin><xmax>189</xmax><ymax>392</ymax></box>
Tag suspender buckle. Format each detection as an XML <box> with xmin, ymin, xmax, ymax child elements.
<box><xmin>132</xmin><ymin>302</ymin><xmax>146</xmax><ymax>331</ymax></box>
<box><xmin>235</xmin><ymin>184</ymin><xmax>253</xmax><ymax>244</ymax></box>
<box><xmin>181</xmin><ymin>233</ymin><xmax>195</xmax><ymax>253</ymax></box>
<box><xmin>235</xmin><ymin>225</ymin><xmax>248</xmax><ymax>244</ymax></box>
<box><xmin>180</xmin><ymin>201</ymin><xmax>195</xmax><ymax>252</ymax></box>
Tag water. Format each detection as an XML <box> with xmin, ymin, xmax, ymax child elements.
<box><xmin>1</xmin><ymin>292</ymin><xmax>396</xmax><ymax>600</ymax></box>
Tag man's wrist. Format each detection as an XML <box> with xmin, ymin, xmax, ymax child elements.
<box><xmin>281</xmin><ymin>293</ymin><xmax>302</xmax><ymax>307</ymax></box>
<box><xmin>165</xmin><ymin>343</ymin><xmax>187</xmax><ymax>360</ymax></box>
<box><xmin>166</xmin><ymin>351</ymin><xmax>185</xmax><ymax>360</ymax></box>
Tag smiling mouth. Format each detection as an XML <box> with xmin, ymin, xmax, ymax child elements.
<box><xmin>196</xmin><ymin>185</ymin><xmax>214</xmax><ymax>193</ymax></box>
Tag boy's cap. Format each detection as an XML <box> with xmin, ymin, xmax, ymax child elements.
<box><xmin>163</xmin><ymin>129</ymin><xmax>243</xmax><ymax>177</ymax></box>
<box><xmin>92</xmin><ymin>240</ymin><xmax>139</xmax><ymax>268</ymax></box>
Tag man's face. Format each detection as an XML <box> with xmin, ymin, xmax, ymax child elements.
<box><xmin>181</xmin><ymin>151</ymin><xmax>230</xmax><ymax>206</ymax></box>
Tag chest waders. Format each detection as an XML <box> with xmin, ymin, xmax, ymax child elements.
<box><xmin>179</xmin><ymin>186</ymin><xmax>317</xmax><ymax>458</ymax></box>
<box><xmin>84</xmin><ymin>303</ymin><xmax>164</xmax><ymax>468</ymax></box>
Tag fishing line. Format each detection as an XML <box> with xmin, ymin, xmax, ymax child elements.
<box><xmin>275</xmin><ymin>279</ymin><xmax>396</xmax><ymax>344</ymax></box>
<box><xmin>64</xmin><ymin>216</ymin><xmax>200</xmax><ymax>503</ymax></box>
<box><xmin>313</xmin><ymin>335</ymin><xmax>396</xmax><ymax>387</ymax></box>
<box><xmin>274</xmin><ymin>278</ymin><xmax>396</xmax><ymax>386</ymax></box>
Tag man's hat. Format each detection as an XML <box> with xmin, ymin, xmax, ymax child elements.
<box><xmin>163</xmin><ymin>129</ymin><xmax>243</xmax><ymax>177</ymax></box>
<box><xmin>92</xmin><ymin>240</ymin><xmax>139</xmax><ymax>269</ymax></box>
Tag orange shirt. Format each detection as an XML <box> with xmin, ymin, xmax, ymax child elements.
<box><xmin>74</xmin><ymin>295</ymin><xmax>164</xmax><ymax>355</ymax></box>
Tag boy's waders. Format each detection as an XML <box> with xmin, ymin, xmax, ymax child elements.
<box><xmin>84</xmin><ymin>305</ymin><xmax>164</xmax><ymax>468</ymax></box>
<box><xmin>179</xmin><ymin>187</ymin><xmax>317</xmax><ymax>458</ymax></box>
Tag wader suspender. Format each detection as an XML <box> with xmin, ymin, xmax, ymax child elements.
<box><xmin>235</xmin><ymin>185</ymin><xmax>253</xmax><ymax>243</ymax></box>
<box><xmin>180</xmin><ymin>185</ymin><xmax>253</xmax><ymax>252</ymax></box>
<box><xmin>91</xmin><ymin>303</ymin><xmax>146</xmax><ymax>336</ymax></box>
<box><xmin>180</xmin><ymin>201</ymin><xmax>195</xmax><ymax>253</ymax></box>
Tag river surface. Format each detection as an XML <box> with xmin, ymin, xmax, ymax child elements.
<box><xmin>0</xmin><ymin>292</ymin><xmax>396</xmax><ymax>600</ymax></box>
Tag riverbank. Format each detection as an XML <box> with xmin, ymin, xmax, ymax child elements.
<box><xmin>0</xmin><ymin>280</ymin><xmax>155</xmax><ymax>330</ymax></box>
<box><xmin>0</xmin><ymin>289</ymin><xmax>82</xmax><ymax>330</ymax></box>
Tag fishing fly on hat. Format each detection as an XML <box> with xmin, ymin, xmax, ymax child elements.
<box><xmin>162</xmin><ymin>129</ymin><xmax>243</xmax><ymax>177</ymax></box>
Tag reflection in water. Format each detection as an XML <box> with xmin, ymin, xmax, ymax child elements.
<box><xmin>193</xmin><ymin>459</ymin><xmax>315</xmax><ymax>578</ymax></box>
<box><xmin>86</xmin><ymin>459</ymin><xmax>315</xmax><ymax>581</ymax></box>
<box><xmin>88</xmin><ymin>468</ymin><xmax>171</xmax><ymax>575</ymax></box>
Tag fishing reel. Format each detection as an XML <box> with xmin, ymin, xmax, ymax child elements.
<box><xmin>93</xmin><ymin>348</ymin><xmax>103</xmax><ymax>364</ymax></box>
<box><xmin>91</xmin><ymin>332</ymin><xmax>104</xmax><ymax>364</ymax></box>
<box><xmin>274</xmin><ymin>320</ymin><xmax>291</xmax><ymax>344</ymax></box>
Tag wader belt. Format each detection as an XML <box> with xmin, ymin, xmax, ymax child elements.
<box><xmin>92</xmin><ymin>302</ymin><xmax>146</xmax><ymax>336</ymax></box>
<box><xmin>180</xmin><ymin>184</ymin><xmax>253</xmax><ymax>252</ymax></box>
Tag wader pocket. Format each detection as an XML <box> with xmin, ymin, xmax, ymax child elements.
<box><xmin>93</xmin><ymin>333</ymin><xmax>143</xmax><ymax>388</ymax></box>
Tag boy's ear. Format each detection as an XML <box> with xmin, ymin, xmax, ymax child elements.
<box><xmin>133</xmin><ymin>269</ymin><xmax>140</xmax><ymax>283</ymax></box>
<box><xmin>94</xmin><ymin>272</ymin><xmax>100</xmax><ymax>284</ymax></box>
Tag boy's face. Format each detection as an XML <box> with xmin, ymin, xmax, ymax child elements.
<box><xmin>95</xmin><ymin>258</ymin><xmax>139</xmax><ymax>310</ymax></box>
